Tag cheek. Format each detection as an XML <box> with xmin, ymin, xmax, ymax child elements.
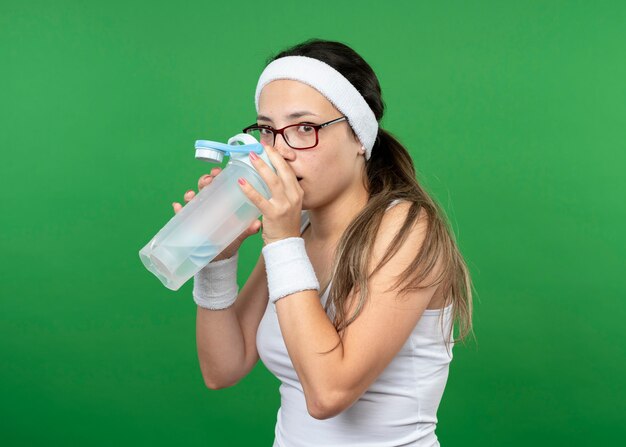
<box><xmin>304</xmin><ymin>151</ymin><xmax>352</xmax><ymax>192</ymax></box>
<box><xmin>299</xmin><ymin>148</ymin><xmax>358</xmax><ymax>210</ymax></box>
<box><xmin>304</xmin><ymin>149</ymin><xmax>339</xmax><ymax>180</ymax></box>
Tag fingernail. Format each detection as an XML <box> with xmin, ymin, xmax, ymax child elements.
<box><xmin>238</xmin><ymin>178</ymin><xmax>246</xmax><ymax>186</ymax></box>
<box><xmin>249</xmin><ymin>151</ymin><xmax>258</xmax><ymax>161</ymax></box>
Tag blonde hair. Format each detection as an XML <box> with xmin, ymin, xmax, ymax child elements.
<box><xmin>325</xmin><ymin>128</ymin><xmax>474</xmax><ymax>355</ymax></box>
<box><xmin>270</xmin><ymin>39</ymin><xmax>475</xmax><ymax>354</ymax></box>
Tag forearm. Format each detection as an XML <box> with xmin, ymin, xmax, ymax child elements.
<box><xmin>263</xmin><ymin>237</ymin><xmax>349</xmax><ymax>416</ymax></box>
<box><xmin>196</xmin><ymin>306</ymin><xmax>246</xmax><ymax>388</ymax></box>
<box><xmin>193</xmin><ymin>254</ymin><xmax>245</xmax><ymax>388</ymax></box>
<box><xmin>275</xmin><ymin>292</ymin><xmax>347</xmax><ymax>412</ymax></box>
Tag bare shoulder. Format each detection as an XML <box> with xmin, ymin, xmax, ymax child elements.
<box><xmin>372</xmin><ymin>201</ymin><xmax>429</xmax><ymax>261</ymax></box>
<box><xmin>365</xmin><ymin>200</ymin><xmax>444</xmax><ymax>303</ymax></box>
<box><xmin>385</xmin><ymin>200</ymin><xmax>425</xmax><ymax>223</ymax></box>
<box><xmin>330</xmin><ymin>201</ymin><xmax>443</xmax><ymax>411</ymax></box>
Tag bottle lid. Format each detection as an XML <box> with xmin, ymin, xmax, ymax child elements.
<box><xmin>195</xmin><ymin>134</ymin><xmax>275</xmax><ymax>173</ymax></box>
<box><xmin>227</xmin><ymin>134</ymin><xmax>275</xmax><ymax>173</ymax></box>
<box><xmin>195</xmin><ymin>147</ymin><xmax>224</xmax><ymax>163</ymax></box>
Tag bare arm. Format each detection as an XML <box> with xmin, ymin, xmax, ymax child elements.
<box><xmin>195</xmin><ymin>253</ymin><xmax>269</xmax><ymax>389</ymax></box>
<box><xmin>173</xmin><ymin>168</ymin><xmax>270</xmax><ymax>389</ymax></box>
<box><xmin>273</xmin><ymin>204</ymin><xmax>443</xmax><ymax>419</ymax></box>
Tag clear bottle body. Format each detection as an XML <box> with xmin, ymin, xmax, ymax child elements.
<box><xmin>139</xmin><ymin>159</ymin><xmax>269</xmax><ymax>291</ymax></box>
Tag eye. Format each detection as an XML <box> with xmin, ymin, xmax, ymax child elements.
<box><xmin>297</xmin><ymin>124</ymin><xmax>315</xmax><ymax>134</ymax></box>
<box><xmin>258</xmin><ymin>126</ymin><xmax>274</xmax><ymax>135</ymax></box>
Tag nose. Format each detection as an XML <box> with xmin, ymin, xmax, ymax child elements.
<box><xmin>272</xmin><ymin>133</ymin><xmax>296</xmax><ymax>160</ymax></box>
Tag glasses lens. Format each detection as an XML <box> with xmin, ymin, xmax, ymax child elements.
<box><xmin>284</xmin><ymin>124</ymin><xmax>316</xmax><ymax>149</ymax></box>
<box><xmin>246</xmin><ymin>128</ymin><xmax>274</xmax><ymax>146</ymax></box>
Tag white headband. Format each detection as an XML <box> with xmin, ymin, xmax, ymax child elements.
<box><xmin>254</xmin><ymin>55</ymin><xmax>378</xmax><ymax>159</ymax></box>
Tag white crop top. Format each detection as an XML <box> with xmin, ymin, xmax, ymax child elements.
<box><xmin>256</xmin><ymin>200</ymin><xmax>455</xmax><ymax>446</ymax></box>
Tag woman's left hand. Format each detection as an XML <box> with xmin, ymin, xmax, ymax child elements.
<box><xmin>238</xmin><ymin>144</ymin><xmax>304</xmax><ymax>246</ymax></box>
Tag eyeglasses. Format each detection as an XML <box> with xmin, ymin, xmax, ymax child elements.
<box><xmin>242</xmin><ymin>116</ymin><xmax>348</xmax><ymax>150</ymax></box>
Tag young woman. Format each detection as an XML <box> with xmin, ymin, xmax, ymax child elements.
<box><xmin>173</xmin><ymin>39</ymin><xmax>474</xmax><ymax>447</ymax></box>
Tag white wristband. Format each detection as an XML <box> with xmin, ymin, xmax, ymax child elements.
<box><xmin>192</xmin><ymin>253</ymin><xmax>239</xmax><ymax>310</ymax></box>
<box><xmin>262</xmin><ymin>237</ymin><xmax>319</xmax><ymax>304</ymax></box>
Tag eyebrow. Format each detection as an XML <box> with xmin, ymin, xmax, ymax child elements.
<box><xmin>256</xmin><ymin>111</ymin><xmax>319</xmax><ymax>123</ymax></box>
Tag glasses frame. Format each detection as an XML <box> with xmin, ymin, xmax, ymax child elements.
<box><xmin>242</xmin><ymin>116</ymin><xmax>348</xmax><ymax>150</ymax></box>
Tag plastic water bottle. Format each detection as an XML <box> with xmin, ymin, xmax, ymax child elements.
<box><xmin>138</xmin><ymin>133</ymin><xmax>275</xmax><ymax>291</ymax></box>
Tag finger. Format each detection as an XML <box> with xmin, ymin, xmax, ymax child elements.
<box><xmin>262</xmin><ymin>145</ymin><xmax>299</xmax><ymax>190</ymax></box>
<box><xmin>263</xmin><ymin>145</ymin><xmax>303</xmax><ymax>201</ymax></box>
<box><xmin>237</xmin><ymin>220</ymin><xmax>262</xmax><ymax>242</ymax></box>
<box><xmin>249</xmin><ymin>146</ymin><xmax>285</xmax><ymax>198</ymax></box>
<box><xmin>238</xmin><ymin>178</ymin><xmax>270</xmax><ymax>214</ymax></box>
<box><xmin>198</xmin><ymin>174</ymin><xmax>212</xmax><ymax>190</ymax></box>
<box><xmin>184</xmin><ymin>189</ymin><xmax>195</xmax><ymax>203</ymax></box>
<box><xmin>248</xmin><ymin>147</ymin><xmax>285</xmax><ymax>197</ymax></box>
<box><xmin>198</xmin><ymin>168</ymin><xmax>223</xmax><ymax>190</ymax></box>
<box><xmin>247</xmin><ymin>219</ymin><xmax>262</xmax><ymax>234</ymax></box>
<box><xmin>172</xmin><ymin>202</ymin><xmax>183</xmax><ymax>214</ymax></box>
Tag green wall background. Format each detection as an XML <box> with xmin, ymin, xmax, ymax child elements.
<box><xmin>1</xmin><ymin>1</ymin><xmax>624</xmax><ymax>445</ymax></box>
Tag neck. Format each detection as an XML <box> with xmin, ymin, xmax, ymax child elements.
<box><xmin>307</xmin><ymin>182</ymin><xmax>369</xmax><ymax>243</ymax></box>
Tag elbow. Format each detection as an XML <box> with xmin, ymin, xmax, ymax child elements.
<box><xmin>308</xmin><ymin>405</ymin><xmax>340</xmax><ymax>421</ymax></box>
<box><xmin>203</xmin><ymin>380</ymin><xmax>231</xmax><ymax>391</ymax></box>
<box><xmin>202</xmin><ymin>374</ymin><xmax>240</xmax><ymax>390</ymax></box>
<box><xmin>200</xmin><ymin>362</ymin><xmax>246</xmax><ymax>390</ymax></box>
<box><xmin>306</xmin><ymin>389</ymin><xmax>348</xmax><ymax>420</ymax></box>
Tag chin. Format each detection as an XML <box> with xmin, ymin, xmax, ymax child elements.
<box><xmin>301</xmin><ymin>195</ymin><xmax>313</xmax><ymax>211</ymax></box>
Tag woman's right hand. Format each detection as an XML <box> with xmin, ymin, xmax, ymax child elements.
<box><xmin>172</xmin><ymin>167</ymin><xmax>262</xmax><ymax>262</ymax></box>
